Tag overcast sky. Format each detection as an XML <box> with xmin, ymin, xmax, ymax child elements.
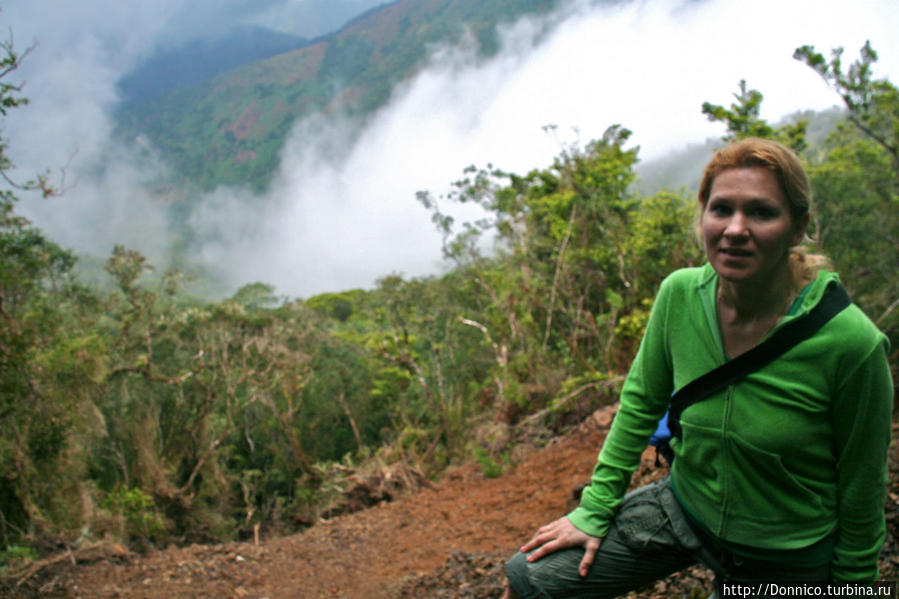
<box><xmin>4</xmin><ymin>0</ymin><xmax>899</xmax><ymax>298</ymax></box>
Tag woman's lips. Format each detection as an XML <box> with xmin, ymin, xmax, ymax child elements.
<box><xmin>720</xmin><ymin>247</ymin><xmax>752</xmax><ymax>257</ymax></box>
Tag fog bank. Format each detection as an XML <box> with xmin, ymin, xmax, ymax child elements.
<box><xmin>6</xmin><ymin>0</ymin><xmax>899</xmax><ymax>297</ymax></box>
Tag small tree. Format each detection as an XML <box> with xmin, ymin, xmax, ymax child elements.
<box><xmin>794</xmin><ymin>42</ymin><xmax>899</xmax><ymax>339</ymax></box>
<box><xmin>702</xmin><ymin>79</ymin><xmax>808</xmax><ymax>153</ymax></box>
<box><xmin>795</xmin><ymin>41</ymin><xmax>899</xmax><ymax>173</ymax></box>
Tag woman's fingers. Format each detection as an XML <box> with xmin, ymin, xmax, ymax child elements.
<box><xmin>519</xmin><ymin>517</ymin><xmax>601</xmax><ymax>568</ymax></box>
<box><xmin>578</xmin><ymin>536</ymin><xmax>601</xmax><ymax>577</ymax></box>
<box><xmin>519</xmin><ymin>520</ymin><xmax>560</xmax><ymax>553</ymax></box>
<box><xmin>526</xmin><ymin>536</ymin><xmax>563</xmax><ymax>562</ymax></box>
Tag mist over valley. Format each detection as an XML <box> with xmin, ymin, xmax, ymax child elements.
<box><xmin>6</xmin><ymin>0</ymin><xmax>899</xmax><ymax>299</ymax></box>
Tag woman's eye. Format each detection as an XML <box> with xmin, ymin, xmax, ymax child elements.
<box><xmin>750</xmin><ymin>207</ymin><xmax>776</xmax><ymax>219</ymax></box>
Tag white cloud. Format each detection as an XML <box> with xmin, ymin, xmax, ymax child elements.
<box><xmin>190</xmin><ymin>0</ymin><xmax>899</xmax><ymax>297</ymax></box>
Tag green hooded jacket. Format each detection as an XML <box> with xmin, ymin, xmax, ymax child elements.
<box><xmin>568</xmin><ymin>264</ymin><xmax>893</xmax><ymax>582</ymax></box>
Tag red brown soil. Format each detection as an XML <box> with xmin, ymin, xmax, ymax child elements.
<box><xmin>226</xmin><ymin>106</ymin><xmax>261</xmax><ymax>141</ymax></box>
<box><xmin>6</xmin><ymin>407</ymin><xmax>899</xmax><ymax>599</ymax></box>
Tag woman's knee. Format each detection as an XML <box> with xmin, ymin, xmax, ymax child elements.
<box><xmin>504</xmin><ymin>551</ymin><xmax>533</xmax><ymax>597</ymax></box>
<box><xmin>505</xmin><ymin>548</ymin><xmax>585</xmax><ymax>599</ymax></box>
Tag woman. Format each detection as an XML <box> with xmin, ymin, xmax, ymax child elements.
<box><xmin>503</xmin><ymin>137</ymin><xmax>893</xmax><ymax>598</ymax></box>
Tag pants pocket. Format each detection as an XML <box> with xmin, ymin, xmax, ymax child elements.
<box><xmin>615</xmin><ymin>480</ymin><xmax>675</xmax><ymax>550</ymax></box>
<box><xmin>615</xmin><ymin>478</ymin><xmax>701</xmax><ymax>553</ymax></box>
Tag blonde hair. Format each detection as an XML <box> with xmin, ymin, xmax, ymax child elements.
<box><xmin>697</xmin><ymin>137</ymin><xmax>831</xmax><ymax>288</ymax></box>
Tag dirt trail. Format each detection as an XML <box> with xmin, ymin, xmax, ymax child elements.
<box><xmin>14</xmin><ymin>406</ymin><xmax>621</xmax><ymax>598</ymax></box>
<box><xmin>8</xmin><ymin>408</ymin><xmax>899</xmax><ymax>599</ymax></box>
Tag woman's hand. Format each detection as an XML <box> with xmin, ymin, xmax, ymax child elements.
<box><xmin>519</xmin><ymin>516</ymin><xmax>602</xmax><ymax>578</ymax></box>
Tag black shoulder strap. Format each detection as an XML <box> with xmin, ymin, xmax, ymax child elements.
<box><xmin>667</xmin><ymin>283</ymin><xmax>851</xmax><ymax>440</ymax></box>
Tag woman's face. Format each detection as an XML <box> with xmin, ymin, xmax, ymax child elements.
<box><xmin>701</xmin><ymin>167</ymin><xmax>807</xmax><ymax>286</ymax></box>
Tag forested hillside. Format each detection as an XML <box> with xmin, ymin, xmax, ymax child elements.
<box><xmin>117</xmin><ymin>26</ymin><xmax>310</xmax><ymax>103</ymax></box>
<box><xmin>114</xmin><ymin>0</ymin><xmax>566</xmax><ymax>191</ymax></box>
<box><xmin>1</xmin><ymin>26</ymin><xmax>897</xmax><ymax>582</ymax></box>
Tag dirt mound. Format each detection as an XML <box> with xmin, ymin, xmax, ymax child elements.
<box><xmin>3</xmin><ymin>406</ymin><xmax>898</xmax><ymax>599</ymax></box>
<box><xmin>397</xmin><ymin>550</ymin><xmax>507</xmax><ymax>598</ymax></box>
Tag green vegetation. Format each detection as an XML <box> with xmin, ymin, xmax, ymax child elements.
<box><xmin>2</xmin><ymin>32</ymin><xmax>896</xmax><ymax>563</ymax></box>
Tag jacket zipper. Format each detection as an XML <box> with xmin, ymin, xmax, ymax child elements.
<box><xmin>719</xmin><ymin>384</ymin><xmax>734</xmax><ymax>538</ymax></box>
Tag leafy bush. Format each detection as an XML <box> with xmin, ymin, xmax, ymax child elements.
<box><xmin>100</xmin><ymin>487</ymin><xmax>168</xmax><ymax>551</ymax></box>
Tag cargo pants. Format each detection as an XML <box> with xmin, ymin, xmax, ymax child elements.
<box><xmin>505</xmin><ymin>477</ymin><xmax>830</xmax><ymax>599</ymax></box>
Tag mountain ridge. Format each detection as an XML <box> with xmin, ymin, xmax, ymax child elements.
<box><xmin>113</xmin><ymin>0</ymin><xmax>569</xmax><ymax>193</ymax></box>
<box><xmin>116</xmin><ymin>25</ymin><xmax>310</xmax><ymax>103</ymax></box>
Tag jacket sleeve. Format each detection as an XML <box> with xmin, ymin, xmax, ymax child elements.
<box><xmin>830</xmin><ymin>337</ymin><xmax>893</xmax><ymax>582</ymax></box>
<box><xmin>567</xmin><ymin>278</ymin><xmax>675</xmax><ymax>538</ymax></box>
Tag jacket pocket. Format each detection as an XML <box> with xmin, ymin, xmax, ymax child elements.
<box><xmin>726</xmin><ymin>432</ymin><xmax>824</xmax><ymax>525</ymax></box>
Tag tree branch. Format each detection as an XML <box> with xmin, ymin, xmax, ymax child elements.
<box><xmin>515</xmin><ymin>376</ymin><xmax>625</xmax><ymax>428</ymax></box>
<box><xmin>543</xmin><ymin>205</ymin><xmax>576</xmax><ymax>351</ymax></box>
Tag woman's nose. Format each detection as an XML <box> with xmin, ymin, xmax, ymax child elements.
<box><xmin>723</xmin><ymin>213</ymin><xmax>749</xmax><ymax>237</ymax></box>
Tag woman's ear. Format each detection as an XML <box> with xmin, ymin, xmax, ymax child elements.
<box><xmin>792</xmin><ymin>212</ymin><xmax>810</xmax><ymax>245</ymax></box>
